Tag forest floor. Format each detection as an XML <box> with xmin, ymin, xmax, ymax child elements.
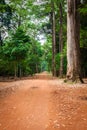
<box><xmin>0</xmin><ymin>72</ymin><xmax>87</xmax><ymax>130</ymax></box>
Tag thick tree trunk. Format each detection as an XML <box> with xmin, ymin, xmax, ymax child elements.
<box><xmin>67</xmin><ymin>0</ymin><xmax>84</xmax><ymax>83</ymax></box>
<box><xmin>51</xmin><ymin>0</ymin><xmax>56</xmax><ymax>76</ymax></box>
<box><xmin>59</xmin><ymin>3</ymin><xmax>63</xmax><ymax>78</ymax></box>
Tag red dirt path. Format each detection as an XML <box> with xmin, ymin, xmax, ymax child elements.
<box><xmin>0</xmin><ymin>74</ymin><xmax>87</xmax><ymax>130</ymax></box>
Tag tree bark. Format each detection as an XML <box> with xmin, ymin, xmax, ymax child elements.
<box><xmin>19</xmin><ymin>64</ymin><xmax>22</xmax><ymax>78</ymax></box>
<box><xmin>51</xmin><ymin>0</ymin><xmax>56</xmax><ymax>76</ymax></box>
<box><xmin>67</xmin><ymin>0</ymin><xmax>84</xmax><ymax>83</ymax></box>
<box><xmin>36</xmin><ymin>63</ymin><xmax>38</xmax><ymax>73</ymax></box>
<box><xmin>14</xmin><ymin>63</ymin><xmax>17</xmax><ymax>79</ymax></box>
<box><xmin>59</xmin><ymin>3</ymin><xmax>63</xmax><ymax>78</ymax></box>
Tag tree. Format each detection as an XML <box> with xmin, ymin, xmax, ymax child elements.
<box><xmin>59</xmin><ymin>2</ymin><xmax>63</xmax><ymax>77</ymax></box>
<box><xmin>0</xmin><ymin>0</ymin><xmax>12</xmax><ymax>45</ymax></box>
<box><xmin>66</xmin><ymin>0</ymin><xmax>84</xmax><ymax>83</ymax></box>
<box><xmin>41</xmin><ymin>37</ymin><xmax>52</xmax><ymax>72</ymax></box>
<box><xmin>80</xmin><ymin>0</ymin><xmax>87</xmax><ymax>47</ymax></box>
<box><xmin>2</xmin><ymin>27</ymin><xmax>30</xmax><ymax>78</ymax></box>
<box><xmin>80</xmin><ymin>0</ymin><xmax>87</xmax><ymax>78</ymax></box>
<box><xmin>51</xmin><ymin>0</ymin><xmax>56</xmax><ymax>76</ymax></box>
<box><xmin>0</xmin><ymin>0</ymin><xmax>45</xmax><ymax>77</ymax></box>
<box><xmin>27</xmin><ymin>39</ymin><xmax>42</xmax><ymax>74</ymax></box>
<box><xmin>54</xmin><ymin>0</ymin><xmax>67</xmax><ymax>77</ymax></box>
<box><xmin>33</xmin><ymin>0</ymin><xmax>67</xmax><ymax>77</ymax></box>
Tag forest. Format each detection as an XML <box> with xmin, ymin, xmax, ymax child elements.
<box><xmin>0</xmin><ymin>0</ymin><xmax>87</xmax><ymax>82</ymax></box>
<box><xmin>0</xmin><ymin>1</ymin><xmax>87</xmax><ymax>130</ymax></box>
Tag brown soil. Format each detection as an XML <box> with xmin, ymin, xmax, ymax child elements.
<box><xmin>0</xmin><ymin>73</ymin><xmax>87</xmax><ymax>130</ymax></box>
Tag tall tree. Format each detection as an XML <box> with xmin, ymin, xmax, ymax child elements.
<box><xmin>66</xmin><ymin>0</ymin><xmax>84</xmax><ymax>83</ymax></box>
<box><xmin>55</xmin><ymin>0</ymin><xmax>67</xmax><ymax>77</ymax></box>
<box><xmin>59</xmin><ymin>2</ymin><xmax>63</xmax><ymax>77</ymax></box>
<box><xmin>0</xmin><ymin>0</ymin><xmax>12</xmax><ymax>45</ymax></box>
<box><xmin>51</xmin><ymin>0</ymin><xmax>56</xmax><ymax>76</ymax></box>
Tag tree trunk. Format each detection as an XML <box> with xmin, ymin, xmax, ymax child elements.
<box><xmin>14</xmin><ymin>63</ymin><xmax>17</xmax><ymax>79</ymax></box>
<box><xmin>59</xmin><ymin>3</ymin><xmax>63</xmax><ymax>78</ymax></box>
<box><xmin>51</xmin><ymin>0</ymin><xmax>56</xmax><ymax>76</ymax></box>
<box><xmin>36</xmin><ymin>63</ymin><xmax>38</xmax><ymax>73</ymax></box>
<box><xmin>67</xmin><ymin>0</ymin><xmax>84</xmax><ymax>83</ymax></box>
<box><xmin>19</xmin><ymin>64</ymin><xmax>22</xmax><ymax>78</ymax></box>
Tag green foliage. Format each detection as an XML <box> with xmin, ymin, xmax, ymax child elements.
<box><xmin>80</xmin><ymin>29</ymin><xmax>87</xmax><ymax>48</ymax></box>
<box><xmin>80</xmin><ymin>2</ymin><xmax>87</xmax><ymax>49</ymax></box>
<box><xmin>3</xmin><ymin>28</ymin><xmax>30</xmax><ymax>61</ymax></box>
<box><xmin>0</xmin><ymin>26</ymin><xmax>43</xmax><ymax>77</ymax></box>
<box><xmin>0</xmin><ymin>0</ymin><xmax>87</xmax><ymax>78</ymax></box>
<box><xmin>0</xmin><ymin>59</ymin><xmax>15</xmax><ymax>76</ymax></box>
<box><xmin>79</xmin><ymin>4</ymin><xmax>87</xmax><ymax>15</ymax></box>
<box><xmin>0</xmin><ymin>28</ymin><xmax>29</xmax><ymax>77</ymax></box>
<box><xmin>0</xmin><ymin>1</ymin><xmax>12</xmax><ymax>28</ymax></box>
<box><xmin>41</xmin><ymin>38</ymin><xmax>52</xmax><ymax>72</ymax></box>
<box><xmin>81</xmin><ymin>48</ymin><xmax>87</xmax><ymax>77</ymax></box>
<box><xmin>55</xmin><ymin>51</ymin><xmax>67</xmax><ymax>75</ymax></box>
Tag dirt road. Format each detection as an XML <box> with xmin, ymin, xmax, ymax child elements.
<box><xmin>0</xmin><ymin>77</ymin><xmax>87</xmax><ymax>130</ymax></box>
